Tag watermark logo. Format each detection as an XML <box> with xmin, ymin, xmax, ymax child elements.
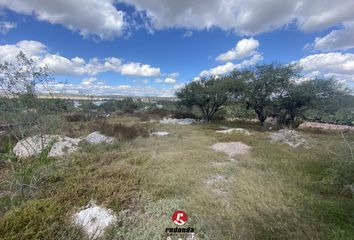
<box><xmin>165</xmin><ymin>210</ymin><xmax>195</xmax><ymax>239</ymax></box>
<box><xmin>172</xmin><ymin>210</ymin><xmax>187</xmax><ymax>225</ymax></box>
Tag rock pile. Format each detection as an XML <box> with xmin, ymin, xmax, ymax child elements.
<box><xmin>270</xmin><ymin>129</ymin><xmax>310</xmax><ymax>148</ymax></box>
<box><xmin>13</xmin><ymin>132</ymin><xmax>114</xmax><ymax>158</ymax></box>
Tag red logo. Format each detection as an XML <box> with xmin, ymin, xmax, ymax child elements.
<box><xmin>172</xmin><ymin>210</ymin><xmax>187</xmax><ymax>225</ymax></box>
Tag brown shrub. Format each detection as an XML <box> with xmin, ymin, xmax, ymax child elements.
<box><xmin>89</xmin><ymin>119</ymin><xmax>148</xmax><ymax>140</ymax></box>
<box><xmin>64</xmin><ymin>113</ymin><xmax>89</xmax><ymax>122</ymax></box>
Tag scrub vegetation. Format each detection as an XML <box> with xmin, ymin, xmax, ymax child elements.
<box><xmin>0</xmin><ymin>52</ymin><xmax>353</xmax><ymax>239</ymax></box>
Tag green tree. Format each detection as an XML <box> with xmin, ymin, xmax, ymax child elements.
<box><xmin>0</xmin><ymin>51</ymin><xmax>56</xmax><ymax>140</ymax></box>
<box><xmin>241</xmin><ymin>64</ymin><xmax>300</xmax><ymax>128</ymax></box>
<box><xmin>176</xmin><ymin>76</ymin><xmax>241</xmax><ymax>122</ymax></box>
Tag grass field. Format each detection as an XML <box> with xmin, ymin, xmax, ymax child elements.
<box><xmin>1</xmin><ymin>116</ymin><xmax>354</xmax><ymax>240</ymax></box>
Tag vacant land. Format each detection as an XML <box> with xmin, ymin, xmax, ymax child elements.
<box><xmin>1</xmin><ymin>116</ymin><xmax>354</xmax><ymax>240</ymax></box>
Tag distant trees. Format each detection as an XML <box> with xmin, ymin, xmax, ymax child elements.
<box><xmin>176</xmin><ymin>63</ymin><xmax>349</xmax><ymax>126</ymax></box>
<box><xmin>176</xmin><ymin>76</ymin><xmax>243</xmax><ymax>122</ymax></box>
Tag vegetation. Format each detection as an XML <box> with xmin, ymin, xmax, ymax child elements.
<box><xmin>176</xmin><ymin>76</ymin><xmax>242</xmax><ymax>122</ymax></box>
<box><xmin>0</xmin><ymin>53</ymin><xmax>353</xmax><ymax>239</ymax></box>
<box><xmin>177</xmin><ymin>63</ymin><xmax>351</xmax><ymax>126</ymax></box>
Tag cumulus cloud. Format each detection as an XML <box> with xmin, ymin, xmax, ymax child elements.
<box><xmin>0</xmin><ymin>40</ymin><xmax>47</xmax><ymax>62</ymax></box>
<box><xmin>163</xmin><ymin>77</ymin><xmax>176</xmax><ymax>83</ymax></box>
<box><xmin>120</xmin><ymin>0</ymin><xmax>354</xmax><ymax>35</ymax></box>
<box><xmin>0</xmin><ymin>40</ymin><xmax>162</xmax><ymax>77</ymax></box>
<box><xmin>313</xmin><ymin>22</ymin><xmax>354</xmax><ymax>51</ymax></box>
<box><xmin>2</xmin><ymin>0</ymin><xmax>354</xmax><ymax>40</ymax></box>
<box><xmin>120</xmin><ymin>62</ymin><xmax>160</xmax><ymax>77</ymax></box>
<box><xmin>0</xmin><ymin>0</ymin><xmax>126</xmax><ymax>40</ymax></box>
<box><xmin>216</xmin><ymin>38</ymin><xmax>259</xmax><ymax>62</ymax></box>
<box><xmin>200</xmin><ymin>53</ymin><xmax>263</xmax><ymax>77</ymax></box>
<box><xmin>0</xmin><ymin>21</ymin><xmax>16</xmax><ymax>34</ymax></box>
<box><xmin>295</xmin><ymin>52</ymin><xmax>354</xmax><ymax>84</ymax></box>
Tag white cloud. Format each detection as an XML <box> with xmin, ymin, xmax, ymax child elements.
<box><xmin>313</xmin><ymin>22</ymin><xmax>354</xmax><ymax>51</ymax></box>
<box><xmin>120</xmin><ymin>62</ymin><xmax>160</xmax><ymax>77</ymax></box>
<box><xmin>182</xmin><ymin>30</ymin><xmax>193</xmax><ymax>38</ymax></box>
<box><xmin>155</xmin><ymin>77</ymin><xmax>177</xmax><ymax>84</ymax></box>
<box><xmin>200</xmin><ymin>53</ymin><xmax>263</xmax><ymax>77</ymax></box>
<box><xmin>167</xmin><ymin>72</ymin><xmax>180</xmax><ymax>78</ymax></box>
<box><xmin>295</xmin><ymin>52</ymin><xmax>354</xmax><ymax>84</ymax></box>
<box><xmin>120</xmin><ymin>0</ymin><xmax>354</xmax><ymax>35</ymax></box>
<box><xmin>0</xmin><ymin>21</ymin><xmax>16</xmax><ymax>34</ymax></box>
<box><xmin>164</xmin><ymin>77</ymin><xmax>176</xmax><ymax>83</ymax></box>
<box><xmin>2</xmin><ymin>0</ymin><xmax>354</xmax><ymax>38</ymax></box>
<box><xmin>50</xmin><ymin>80</ymin><xmax>179</xmax><ymax>97</ymax></box>
<box><xmin>0</xmin><ymin>40</ymin><xmax>164</xmax><ymax>77</ymax></box>
<box><xmin>81</xmin><ymin>77</ymin><xmax>97</xmax><ymax>86</ymax></box>
<box><xmin>0</xmin><ymin>40</ymin><xmax>46</xmax><ymax>62</ymax></box>
<box><xmin>216</xmin><ymin>38</ymin><xmax>260</xmax><ymax>62</ymax></box>
<box><xmin>0</xmin><ymin>0</ymin><xmax>126</xmax><ymax>40</ymax></box>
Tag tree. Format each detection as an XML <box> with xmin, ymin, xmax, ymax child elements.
<box><xmin>275</xmin><ymin>79</ymin><xmax>345</xmax><ymax>127</ymax></box>
<box><xmin>176</xmin><ymin>76</ymin><xmax>242</xmax><ymax>122</ymax></box>
<box><xmin>0</xmin><ymin>51</ymin><xmax>55</xmax><ymax>141</ymax></box>
<box><xmin>240</xmin><ymin>64</ymin><xmax>300</xmax><ymax>128</ymax></box>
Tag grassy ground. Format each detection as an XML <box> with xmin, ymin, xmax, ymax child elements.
<box><xmin>0</xmin><ymin>116</ymin><xmax>353</xmax><ymax>239</ymax></box>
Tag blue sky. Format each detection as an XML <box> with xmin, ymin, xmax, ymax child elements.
<box><xmin>0</xmin><ymin>0</ymin><xmax>354</xmax><ymax>96</ymax></box>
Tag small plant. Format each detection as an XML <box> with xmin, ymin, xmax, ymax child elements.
<box><xmin>0</xmin><ymin>138</ymin><xmax>54</xmax><ymax>205</ymax></box>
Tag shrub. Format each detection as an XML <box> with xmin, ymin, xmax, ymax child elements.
<box><xmin>0</xmin><ymin>199</ymin><xmax>81</xmax><ymax>240</ymax></box>
<box><xmin>171</xmin><ymin>110</ymin><xmax>197</xmax><ymax>119</ymax></box>
<box><xmin>64</xmin><ymin>113</ymin><xmax>89</xmax><ymax>122</ymax></box>
<box><xmin>89</xmin><ymin>119</ymin><xmax>148</xmax><ymax>140</ymax></box>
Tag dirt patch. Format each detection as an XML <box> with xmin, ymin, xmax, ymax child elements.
<box><xmin>270</xmin><ymin>129</ymin><xmax>310</xmax><ymax>148</ymax></box>
<box><xmin>216</xmin><ymin>128</ymin><xmax>251</xmax><ymax>135</ymax></box>
<box><xmin>72</xmin><ymin>201</ymin><xmax>117</xmax><ymax>239</ymax></box>
<box><xmin>204</xmin><ymin>174</ymin><xmax>234</xmax><ymax>198</ymax></box>
<box><xmin>210</xmin><ymin>142</ymin><xmax>252</xmax><ymax>158</ymax></box>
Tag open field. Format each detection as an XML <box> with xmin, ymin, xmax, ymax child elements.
<box><xmin>1</xmin><ymin>115</ymin><xmax>353</xmax><ymax>240</ymax></box>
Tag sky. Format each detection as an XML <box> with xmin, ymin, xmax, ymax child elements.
<box><xmin>0</xmin><ymin>0</ymin><xmax>354</xmax><ymax>97</ymax></box>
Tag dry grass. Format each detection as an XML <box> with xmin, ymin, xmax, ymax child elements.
<box><xmin>1</xmin><ymin>116</ymin><xmax>353</xmax><ymax>239</ymax></box>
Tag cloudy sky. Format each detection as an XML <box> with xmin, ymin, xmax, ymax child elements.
<box><xmin>0</xmin><ymin>0</ymin><xmax>354</xmax><ymax>96</ymax></box>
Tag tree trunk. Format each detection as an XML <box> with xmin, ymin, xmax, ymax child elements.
<box><xmin>255</xmin><ymin>109</ymin><xmax>266</xmax><ymax>128</ymax></box>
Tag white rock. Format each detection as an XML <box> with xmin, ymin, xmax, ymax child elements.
<box><xmin>216</xmin><ymin>128</ymin><xmax>251</xmax><ymax>135</ymax></box>
<box><xmin>13</xmin><ymin>135</ymin><xmax>80</xmax><ymax>158</ymax></box>
<box><xmin>150</xmin><ymin>131</ymin><xmax>169</xmax><ymax>136</ymax></box>
<box><xmin>159</xmin><ymin>117</ymin><xmax>195</xmax><ymax>125</ymax></box>
<box><xmin>84</xmin><ymin>131</ymin><xmax>114</xmax><ymax>144</ymax></box>
<box><xmin>13</xmin><ymin>132</ymin><xmax>115</xmax><ymax>158</ymax></box>
<box><xmin>48</xmin><ymin>137</ymin><xmax>81</xmax><ymax>157</ymax></box>
<box><xmin>73</xmin><ymin>201</ymin><xmax>117</xmax><ymax>239</ymax></box>
<box><xmin>270</xmin><ymin>129</ymin><xmax>310</xmax><ymax>148</ymax></box>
